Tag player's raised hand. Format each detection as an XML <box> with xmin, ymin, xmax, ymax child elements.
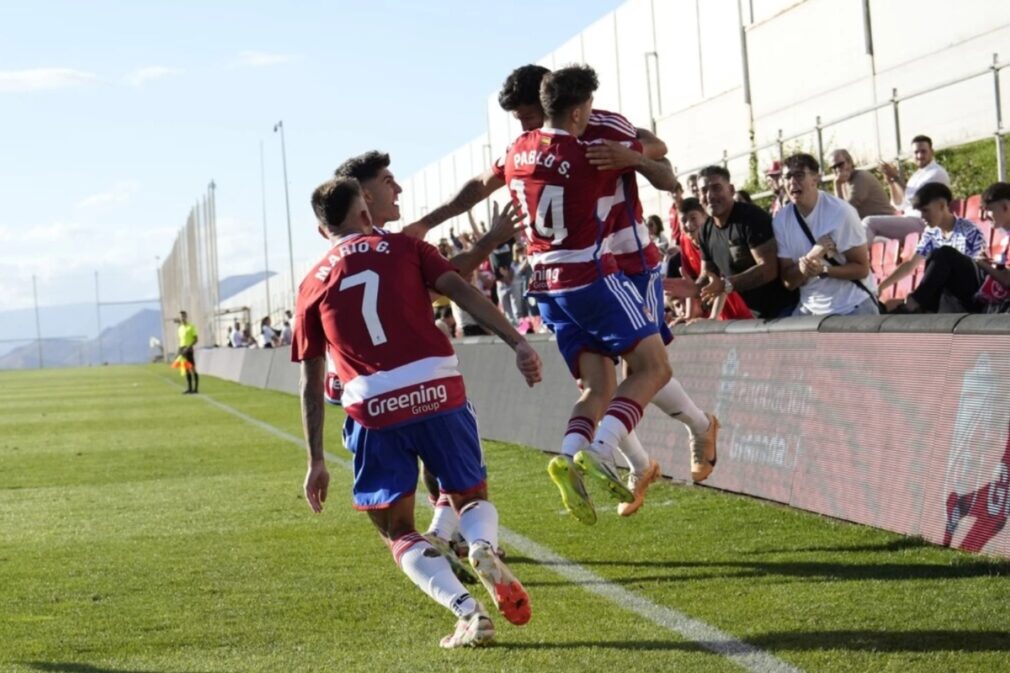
<box><xmin>304</xmin><ymin>461</ymin><xmax>330</xmax><ymax>513</ymax></box>
<box><xmin>586</xmin><ymin>140</ymin><xmax>643</xmax><ymax>171</ymax></box>
<box><xmin>514</xmin><ymin>341</ymin><xmax>543</xmax><ymax>387</ymax></box>
<box><xmin>485</xmin><ymin>200</ymin><xmax>522</xmax><ymax>246</ymax></box>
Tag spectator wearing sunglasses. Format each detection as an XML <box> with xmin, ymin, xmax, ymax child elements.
<box><xmin>830</xmin><ymin>149</ymin><xmax>895</xmax><ymax>220</ymax></box>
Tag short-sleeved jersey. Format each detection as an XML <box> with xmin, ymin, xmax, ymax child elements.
<box><xmin>292</xmin><ymin>232</ymin><xmax>466</xmax><ymax>429</ymax></box>
<box><xmin>178</xmin><ymin>323</ymin><xmax>197</xmax><ymax>348</ymax></box>
<box><xmin>503</xmin><ymin>127</ymin><xmax>639</xmax><ymax>295</ymax></box>
<box><xmin>582</xmin><ymin>109</ymin><xmax>662</xmax><ymax>276</ymax></box>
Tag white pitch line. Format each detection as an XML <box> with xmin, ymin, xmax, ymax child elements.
<box><xmin>177</xmin><ymin>381</ymin><xmax>803</xmax><ymax>673</ymax></box>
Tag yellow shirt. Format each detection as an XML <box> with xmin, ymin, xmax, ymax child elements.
<box><xmin>178</xmin><ymin>322</ymin><xmax>198</xmax><ymax>348</ymax></box>
<box><xmin>432</xmin><ymin>295</ymin><xmax>451</xmax><ymax>309</ymax></box>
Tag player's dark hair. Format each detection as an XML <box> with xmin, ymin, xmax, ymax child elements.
<box><xmin>911</xmin><ymin>134</ymin><xmax>933</xmax><ymax>148</ymax></box>
<box><xmin>498</xmin><ymin>64</ymin><xmax>550</xmax><ymax>111</ymax></box>
<box><xmin>982</xmin><ymin>181</ymin><xmax>1010</xmax><ymax>205</ymax></box>
<box><xmin>312</xmin><ymin>177</ymin><xmax>362</xmax><ymax>233</ymax></box>
<box><xmin>540</xmin><ymin>65</ymin><xmax>598</xmax><ymax>122</ymax></box>
<box><xmin>912</xmin><ymin>181</ymin><xmax>953</xmax><ymax>211</ymax></box>
<box><xmin>698</xmin><ymin>165</ymin><xmax>731</xmax><ymax>183</ymax></box>
<box><xmin>783</xmin><ymin>152</ymin><xmax>820</xmax><ymax>175</ymax></box>
<box><xmin>678</xmin><ymin>197</ymin><xmax>705</xmax><ymax>217</ymax></box>
<box><xmin>334</xmin><ymin>151</ymin><xmax>390</xmax><ymax>182</ymax></box>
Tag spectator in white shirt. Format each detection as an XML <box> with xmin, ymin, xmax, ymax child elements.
<box><xmin>280</xmin><ymin>320</ymin><xmax>293</xmax><ymax>346</ymax></box>
<box><xmin>864</xmin><ymin>134</ymin><xmax>951</xmax><ymax>244</ymax></box>
<box><xmin>260</xmin><ymin>316</ymin><xmax>279</xmax><ymax>348</ymax></box>
<box><xmin>773</xmin><ymin>153</ymin><xmax>879</xmax><ymax>316</ymax></box>
<box><xmin>229</xmin><ymin>320</ymin><xmax>245</xmax><ymax>348</ymax></box>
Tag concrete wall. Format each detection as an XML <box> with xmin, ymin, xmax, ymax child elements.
<box><xmin>196</xmin><ymin>313</ymin><xmax>1010</xmax><ymax>558</ymax></box>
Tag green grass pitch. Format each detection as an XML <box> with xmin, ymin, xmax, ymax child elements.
<box><xmin>2</xmin><ymin>365</ymin><xmax>1009</xmax><ymax>673</ymax></box>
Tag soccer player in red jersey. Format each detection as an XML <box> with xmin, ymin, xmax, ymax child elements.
<box><xmin>293</xmin><ymin>177</ymin><xmax>541</xmax><ymax>648</ymax></box>
<box><xmin>500</xmin><ymin>65</ymin><xmax>674</xmax><ymax>524</ymax></box>
<box><xmin>420</xmin><ymin>65</ymin><xmax>719</xmax><ymax>519</ymax></box>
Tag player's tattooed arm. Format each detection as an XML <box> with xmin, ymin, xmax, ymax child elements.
<box><xmin>635</xmin><ymin>127</ymin><xmax>668</xmax><ymax>160</ymax></box>
<box><xmin>409</xmin><ymin>169</ymin><xmax>507</xmax><ymax>234</ymax></box>
<box><xmin>447</xmin><ymin>201</ymin><xmax>521</xmax><ymax>277</ymax></box>
<box><xmin>299</xmin><ymin>356</ymin><xmax>326</xmax><ymax>462</ymax></box>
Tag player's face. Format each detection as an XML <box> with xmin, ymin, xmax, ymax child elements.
<box><xmin>360</xmin><ymin>168</ymin><xmax>402</xmax><ymax>226</ymax></box>
<box><xmin>700</xmin><ymin>175</ymin><xmax>733</xmax><ymax>219</ymax></box>
<box><xmin>912</xmin><ymin>141</ymin><xmax>933</xmax><ymax>168</ymax></box>
<box><xmin>513</xmin><ymin>103</ymin><xmax>544</xmax><ymax>132</ymax></box>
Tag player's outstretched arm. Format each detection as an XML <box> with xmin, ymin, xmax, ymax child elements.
<box><xmin>434</xmin><ymin>271</ymin><xmax>542</xmax><ymax>387</ymax></box>
<box><xmin>586</xmin><ymin>141</ymin><xmax>679</xmax><ymax>192</ymax></box>
<box><xmin>448</xmin><ymin>201</ymin><xmax>521</xmax><ymax>277</ymax></box>
<box><xmin>635</xmin><ymin>127</ymin><xmax>668</xmax><ymax>160</ymax></box>
<box><xmin>400</xmin><ymin>169</ymin><xmax>507</xmax><ymax>239</ymax></box>
<box><xmin>299</xmin><ymin>356</ymin><xmax>330</xmax><ymax>513</ymax></box>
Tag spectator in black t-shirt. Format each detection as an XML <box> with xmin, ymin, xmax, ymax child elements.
<box><xmin>697</xmin><ymin>165</ymin><xmax>799</xmax><ymax>318</ymax></box>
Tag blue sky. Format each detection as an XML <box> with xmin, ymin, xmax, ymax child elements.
<box><xmin>0</xmin><ymin>0</ymin><xmax>624</xmax><ymax>314</ymax></box>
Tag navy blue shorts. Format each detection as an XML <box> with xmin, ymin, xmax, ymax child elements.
<box><xmin>536</xmin><ymin>273</ymin><xmax>661</xmax><ymax>378</ymax></box>
<box><xmin>342</xmin><ymin>403</ymin><xmax>486</xmax><ymax>510</ymax></box>
<box><xmin>627</xmin><ymin>266</ymin><xmax>673</xmax><ymax>345</ymax></box>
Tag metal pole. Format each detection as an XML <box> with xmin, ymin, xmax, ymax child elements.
<box><xmin>644</xmin><ymin>52</ymin><xmax>657</xmax><ymax>133</ymax></box>
<box><xmin>722</xmin><ymin>149</ymin><xmax>729</xmax><ymax>169</ymax></box>
<box><xmin>156</xmin><ymin>257</ymin><xmax>166</xmax><ymax>363</ymax></box>
<box><xmin>993</xmin><ymin>53</ymin><xmax>1006</xmax><ymax>182</ymax></box>
<box><xmin>259</xmin><ymin>141</ymin><xmax>272</xmax><ymax>316</ymax></box>
<box><xmin>274</xmin><ymin>120</ymin><xmax>296</xmax><ymax>308</ymax></box>
<box><xmin>95</xmin><ymin>271</ymin><xmax>103</xmax><ymax>365</ymax></box>
<box><xmin>815</xmin><ymin>115</ymin><xmax>825</xmax><ymax>170</ymax></box>
<box><xmin>891</xmin><ymin>88</ymin><xmax>903</xmax><ymax>176</ymax></box>
<box><xmin>32</xmin><ymin>275</ymin><xmax>43</xmax><ymax>369</ymax></box>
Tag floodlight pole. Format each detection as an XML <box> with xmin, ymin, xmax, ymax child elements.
<box><xmin>95</xmin><ymin>270</ymin><xmax>103</xmax><ymax>365</ymax></box>
<box><xmin>274</xmin><ymin>120</ymin><xmax>296</xmax><ymax>308</ymax></box>
<box><xmin>32</xmin><ymin>274</ymin><xmax>43</xmax><ymax>369</ymax></box>
<box><xmin>260</xmin><ymin>140</ymin><xmax>272</xmax><ymax>316</ymax></box>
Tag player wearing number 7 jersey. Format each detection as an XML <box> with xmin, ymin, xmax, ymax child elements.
<box><xmin>293</xmin><ymin>177</ymin><xmax>542</xmax><ymax>648</ymax></box>
<box><xmin>502</xmin><ymin>65</ymin><xmax>672</xmax><ymax>524</ymax></box>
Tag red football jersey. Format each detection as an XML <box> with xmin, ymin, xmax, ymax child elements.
<box><xmin>583</xmin><ymin>109</ymin><xmax>662</xmax><ymax>276</ymax></box>
<box><xmin>292</xmin><ymin>232</ymin><xmax>466</xmax><ymax>429</ymax></box>
<box><xmin>503</xmin><ymin>127</ymin><xmax>639</xmax><ymax>294</ymax></box>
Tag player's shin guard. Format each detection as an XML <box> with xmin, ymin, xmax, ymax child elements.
<box><xmin>457</xmin><ymin>500</ymin><xmax>499</xmax><ymax>552</ymax></box>
<box><xmin>392</xmin><ymin>531</ymin><xmax>477</xmax><ymax>618</ymax></box>
<box><xmin>561</xmin><ymin>416</ymin><xmax>594</xmax><ymax>458</ymax></box>
<box><xmin>651</xmin><ymin>378</ymin><xmax>708</xmax><ymax>434</ymax></box>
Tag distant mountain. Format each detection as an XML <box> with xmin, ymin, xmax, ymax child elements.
<box><xmin>0</xmin><ymin>309</ymin><xmax>162</xmax><ymax>370</ymax></box>
<box><xmin>219</xmin><ymin>271</ymin><xmax>275</xmax><ymax>302</ymax></box>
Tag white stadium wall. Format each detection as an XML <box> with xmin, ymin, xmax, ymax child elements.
<box><xmin>394</xmin><ymin>0</ymin><xmax>1010</xmax><ymax>228</ymax></box>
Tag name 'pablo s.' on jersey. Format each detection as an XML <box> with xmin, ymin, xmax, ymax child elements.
<box><xmin>500</xmin><ymin>127</ymin><xmax>640</xmax><ymax>295</ymax></box>
<box><xmin>582</xmin><ymin>109</ymin><xmax>661</xmax><ymax>276</ymax></box>
<box><xmin>291</xmin><ymin>232</ymin><xmax>466</xmax><ymax>429</ymax></box>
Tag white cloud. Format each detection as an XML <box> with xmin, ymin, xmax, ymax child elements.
<box><xmin>125</xmin><ymin>66</ymin><xmax>183</xmax><ymax>87</ymax></box>
<box><xmin>0</xmin><ymin>68</ymin><xmax>97</xmax><ymax>93</ymax></box>
<box><xmin>233</xmin><ymin>50</ymin><xmax>299</xmax><ymax>68</ymax></box>
<box><xmin>77</xmin><ymin>181</ymin><xmax>140</xmax><ymax>209</ymax></box>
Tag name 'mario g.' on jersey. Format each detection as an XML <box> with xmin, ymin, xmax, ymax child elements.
<box><xmin>291</xmin><ymin>232</ymin><xmax>466</xmax><ymax>429</ymax></box>
<box><xmin>497</xmin><ymin>126</ymin><xmax>641</xmax><ymax>295</ymax></box>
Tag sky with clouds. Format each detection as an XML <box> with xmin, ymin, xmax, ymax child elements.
<box><xmin>0</xmin><ymin>0</ymin><xmax>624</xmax><ymax>316</ymax></box>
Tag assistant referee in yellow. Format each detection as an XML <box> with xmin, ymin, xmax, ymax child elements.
<box><xmin>178</xmin><ymin>310</ymin><xmax>199</xmax><ymax>394</ymax></box>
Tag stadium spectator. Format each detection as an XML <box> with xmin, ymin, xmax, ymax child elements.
<box><xmin>667</xmin><ymin>181</ymin><xmax>684</xmax><ymax>242</ymax></box>
<box><xmin>229</xmin><ymin>320</ymin><xmax>244</xmax><ymax>348</ymax></box>
<box><xmin>686</xmin><ymin>173</ymin><xmax>700</xmax><ymax>199</ymax></box>
<box><xmin>434</xmin><ymin>306</ymin><xmax>456</xmax><ymax>338</ymax></box>
<box><xmin>646</xmin><ymin>214</ymin><xmax>670</xmax><ymax>256</ymax></box>
<box><xmin>226</xmin><ymin>325</ymin><xmax>234</xmax><ymax>348</ymax></box>
<box><xmin>773</xmin><ymin>153</ymin><xmax>879</xmax><ymax>316</ymax></box>
<box><xmin>697</xmin><ymin>165</ymin><xmax>798</xmax><ymax>319</ymax></box>
<box><xmin>867</xmin><ymin>134</ymin><xmax>951</xmax><ymax>243</ymax></box>
<box><xmin>671</xmin><ymin>197</ymin><xmax>753</xmax><ymax>321</ymax></box>
<box><xmin>177</xmin><ymin>310</ymin><xmax>199</xmax><ymax>394</ymax></box>
<box><xmin>734</xmin><ymin>190</ymin><xmax>753</xmax><ymax>205</ymax></box>
<box><xmin>890</xmin><ymin>183</ymin><xmax>992</xmax><ymax>313</ymax></box>
<box><xmin>260</xmin><ymin>316</ymin><xmax>279</xmax><ymax>348</ymax></box>
<box><xmin>975</xmin><ymin>182</ymin><xmax>1010</xmax><ymax>313</ymax></box>
<box><xmin>765</xmin><ymin>161</ymin><xmax>788</xmax><ymax>215</ymax></box>
<box><xmin>829</xmin><ymin>149</ymin><xmax>896</xmax><ymax>219</ymax></box>
<box><xmin>285</xmin><ymin>309</ymin><xmax>296</xmax><ymax>334</ymax></box>
<box><xmin>242</xmin><ymin>323</ymin><xmax>255</xmax><ymax>347</ymax></box>
<box><xmin>280</xmin><ymin>320</ymin><xmax>293</xmax><ymax>346</ymax></box>
<box><xmin>878</xmin><ymin>182</ymin><xmax>985</xmax><ymax>300</ymax></box>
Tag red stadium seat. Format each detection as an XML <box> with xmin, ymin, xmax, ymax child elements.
<box><xmin>964</xmin><ymin>194</ymin><xmax>983</xmax><ymax>224</ymax></box>
<box><xmin>882</xmin><ymin>239</ymin><xmax>900</xmax><ymax>275</ymax></box>
<box><xmin>950</xmin><ymin>198</ymin><xmax>963</xmax><ymax>217</ymax></box>
<box><xmin>901</xmin><ymin>232</ymin><xmax>920</xmax><ymax>262</ymax></box>
<box><xmin>869</xmin><ymin>241</ymin><xmax>885</xmax><ymax>282</ymax></box>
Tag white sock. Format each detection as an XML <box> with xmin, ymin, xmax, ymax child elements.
<box><xmin>457</xmin><ymin>499</ymin><xmax>499</xmax><ymax>551</ymax></box>
<box><xmin>617</xmin><ymin>430</ymin><xmax>651</xmax><ymax>475</ymax></box>
<box><xmin>592</xmin><ymin>397</ymin><xmax>643</xmax><ymax>461</ymax></box>
<box><xmin>393</xmin><ymin>532</ymin><xmax>476</xmax><ymax>618</ymax></box>
<box><xmin>651</xmin><ymin>378</ymin><xmax>709</xmax><ymax>434</ymax></box>
<box><xmin>561</xmin><ymin>416</ymin><xmax>594</xmax><ymax>458</ymax></box>
<box><xmin>424</xmin><ymin>496</ymin><xmax>459</xmax><ymax>541</ymax></box>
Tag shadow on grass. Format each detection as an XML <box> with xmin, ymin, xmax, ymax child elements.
<box><xmin>498</xmin><ymin>630</ymin><xmax>1010</xmax><ymax>653</ymax></box>
<box><xmin>25</xmin><ymin>663</ymin><xmax>218</xmax><ymax>673</ymax></box>
<box><xmin>742</xmin><ymin>537</ymin><xmax>933</xmax><ymax>555</ymax></box>
<box><xmin>508</xmin><ymin>556</ymin><xmax>1010</xmax><ymax>582</ymax></box>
